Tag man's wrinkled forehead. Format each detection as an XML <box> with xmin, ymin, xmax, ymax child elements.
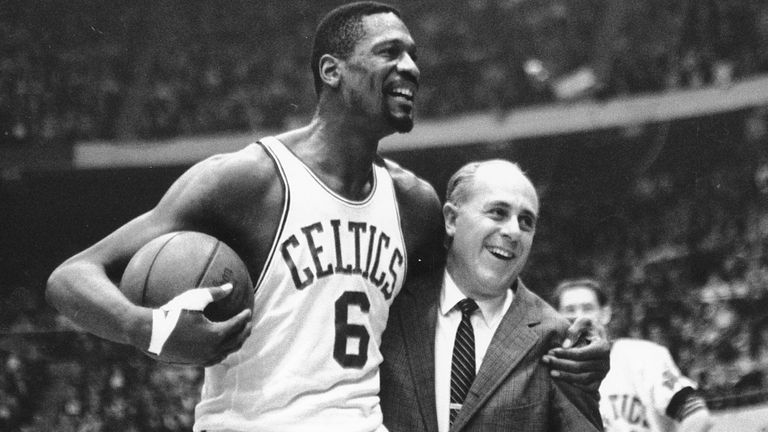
<box><xmin>473</xmin><ymin>164</ymin><xmax>539</xmax><ymax>211</ymax></box>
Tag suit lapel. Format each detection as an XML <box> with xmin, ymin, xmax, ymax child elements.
<box><xmin>400</xmin><ymin>271</ymin><xmax>442</xmax><ymax>432</ymax></box>
<box><xmin>451</xmin><ymin>282</ymin><xmax>541</xmax><ymax>431</ymax></box>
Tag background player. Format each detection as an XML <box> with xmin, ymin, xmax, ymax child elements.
<box><xmin>46</xmin><ymin>3</ymin><xmax>608</xmax><ymax>431</ymax></box>
<box><xmin>553</xmin><ymin>277</ymin><xmax>715</xmax><ymax>432</ymax></box>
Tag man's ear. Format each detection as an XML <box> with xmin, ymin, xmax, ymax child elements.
<box><xmin>319</xmin><ymin>54</ymin><xmax>341</xmax><ymax>89</ymax></box>
<box><xmin>599</xmin><ymin>305</ymin><xmax>612</xmax><ymax>327</ymax></box>
<box><xmin>443</xmin><ymin>202</ymin><xmax>458</xmax><ymax>237</ymax></box>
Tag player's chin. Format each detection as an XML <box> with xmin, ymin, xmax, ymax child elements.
<box><xmin>388</xmin><ymin>114</ymin><xmax>414</xmax><ymax>133</ymax></box>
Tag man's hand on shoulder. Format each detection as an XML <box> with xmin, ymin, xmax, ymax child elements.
<box><xmin>542</xmin><ymin>317</ymin><xmax>610</xmax><ymax>393</ymax></box>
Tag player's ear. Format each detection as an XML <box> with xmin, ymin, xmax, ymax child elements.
<box><xmin>443</xmin><ymin>202</ymin><xmax>458</xmax><ymax>237</ymax></box>
<box><xmin>599</xmin><ymin>305</ymin><xmax>612</xmax><ymax>326</ymax></box>
<box><xmin>319</xmin><ymin>54</ymin><xmax>341</xmax><ymax>89</ymax></box>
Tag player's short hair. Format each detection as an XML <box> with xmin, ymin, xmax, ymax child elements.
<box><xmin>311</xmin><ymin>1</ymin><xmax>402</xmax><ymax>96</ymax></box>
<box><xmin>552</xmin><ymin>278</ymin><xmax>610</xmax><ymax>308</ymax></box>
<box><xmin>445</xmin><ymin>159</ymin><xmax>527</xmax><ymax>206</ymax></box>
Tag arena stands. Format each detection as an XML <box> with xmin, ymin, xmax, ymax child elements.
<box><xmin>2</xmin><ymin>0</ymin><xmax>766</xmax><ymax>146</ymax></box>
<box><xmin>2</xmin><ymin>0</ymin><xmax>768</xmax><ymax>430</ymax></box>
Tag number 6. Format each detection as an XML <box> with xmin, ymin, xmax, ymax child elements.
<box><xmin>334</xmin><ymin>291</ymin><xmax>370</xmax><ymax>368</ymax></box>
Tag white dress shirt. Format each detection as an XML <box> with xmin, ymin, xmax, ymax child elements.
<box><xmin>434</xmin><ymin>271</ymin><xmax>514</xmax><ymax>432</ymax></box>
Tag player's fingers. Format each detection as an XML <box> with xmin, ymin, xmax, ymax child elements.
<box><xmin>217</xmin><ymin>309</ymin><xmax>253</xmax><ymax>343</ymax></box>
<box><xmin>562</xmin><ymin>316</ymin><xmax>600</xmax><ymax>348</ymax></box>
<box><xmin>548</xmin><ymin>337</ymin><xmax>611</xmax><ymax>360</ymax></box>
<box><xmin>209</xmin><ymin>310</ymin><xmax>252</xmax><ymax>359</ymax></box>
<box><xmin>163</xmin><ymin>287</ymin><xmax>217</xmax><ymax>311</ymax></box>
<box><xmin>220</xmin><ymin>327</ymin><xmax>251</xmax><ymax>355</ymax></box>
<box><xmin>542</xmin><ymin>355</ymin><xmax>605</xmax><ymax>374</ymax></box>
<box><xmin>207</xmin><ymin>283</ymin><xmax>234</xmax><ymax>302</ymax></box>
<box><xmin>563</xmin><ymin>316</ymin><xmax>593</xmax><ymax>345</ymax></box>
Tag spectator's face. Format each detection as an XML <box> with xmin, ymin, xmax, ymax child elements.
<box><xmin>444</xmin><ymin>163</ymin><xmax>538</xmax><ymax>300</ymax></box>
<box><xmin>557</xmin><ymin>286</ymin><xmax>609</xmax><ymax>325</ymax></box>
<box><xmin>342</xmin><ymin>12</ymin><xmax>419</xmax><ymax>133</ymax></box>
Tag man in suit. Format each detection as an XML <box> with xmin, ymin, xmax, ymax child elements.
<box><xmin>380</xmin><ymin>159</ymin><xmax>603</xmax><ymax>432</ymax></box>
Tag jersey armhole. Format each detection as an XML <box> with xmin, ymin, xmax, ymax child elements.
<box><xmin>250</xmin><ymin>140</ymin><xmax>290</xmax><ymax>291</ymax></box>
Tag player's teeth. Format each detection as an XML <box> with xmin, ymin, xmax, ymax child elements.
<box><xmin>393</xmin><ymin>89</ymin><xmax>412</xmax><ymax>97</ymax></box>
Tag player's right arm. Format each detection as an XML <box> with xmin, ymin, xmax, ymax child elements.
<box><xmin>45</xmin><ymin>146</ymin><xmax>278</xmax><ymax>365</ymax></box>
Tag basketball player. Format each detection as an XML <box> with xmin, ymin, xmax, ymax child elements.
<box><xmin>553</xmin><ymin>278</ymin><xmax>715</xmax><ymax>432</ymax></box>
<box><xmin>47</xmin><ymin>3</ymin><xmax>609</xmax><ymax>431</ymax></box>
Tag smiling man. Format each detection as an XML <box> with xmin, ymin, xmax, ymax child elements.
<box><xmin>47</xmin><ymin>3</ymin><xmax>606</xmax><ymax>432</ymax></box>
<box><xmin>380</xmin><ymin>160</ymin><xmax>604</xmax><ymax>431</ymax></box>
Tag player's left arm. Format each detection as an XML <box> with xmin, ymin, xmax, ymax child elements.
<box><xmin>542</xmin><ymin>316</ymin><xmax>611</xmax><ymax>393</ymax></box>
<box><xmin>668</xmin><ymin>387</ymin><xmax>714</xmax><ymax>432</ymax></box>
<box><xmin>385</xmin><ymin>159</ymin><xmax>446</xmax><ymax>279</ymax></box>
<box><xmin>544</xmin><ymin>314</ymin><xmax>603</xmax><ymax>431</ymax></box>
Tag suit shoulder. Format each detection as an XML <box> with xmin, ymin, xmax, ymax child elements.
<box><xmin>525</xmin><ymin>286</ymin><xmax>571</xmax><ymax>332</ymax></box>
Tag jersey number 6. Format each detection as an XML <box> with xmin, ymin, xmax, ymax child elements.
<box><xmin>334</xmin><ymin>291</ymin><xmax>370</xmax><ymax>368</ymax></box>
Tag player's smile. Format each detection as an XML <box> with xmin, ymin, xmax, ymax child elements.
<box><xmin>383</xmin><ymin>79</ymin><xmax>417</xmax><ymax>106</ymax></box>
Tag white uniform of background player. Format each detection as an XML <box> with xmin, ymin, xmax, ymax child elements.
<box><xmin>194</xmin><ymin>137</ymin><xmax>407</xmax><ymax>432</ymax></box>
<box><xmin>553</xmin><ymin>278</ymin><xmax>714</xmax><ymax>432</ymax></box>
<box><xmin>601</xmin><ymin>338</ymin><xmax>704</xmax><ymax>432</ymax></box>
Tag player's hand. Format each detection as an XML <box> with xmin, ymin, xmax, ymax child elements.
<box><xmin>147</xmin><ymin>283</ymin><xmax>253</xmax><ymax>366</ymax></box>
<box><xmin>542</xmin><ymin>317</ymin><xmax>610</xmax><ymax>393</ymax></box>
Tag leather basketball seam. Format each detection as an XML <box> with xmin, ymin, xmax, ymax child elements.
<box><xmin>142</xmin><ymin>232</ymin><xmax>183</xmax><ymax>306</ymax></box>
<box><xmin>197</xmin><ymin>241</ymin><xmax>222</xmax><ymax>288</ymax></box>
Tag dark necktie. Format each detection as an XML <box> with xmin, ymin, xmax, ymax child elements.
<box><xmin>450</xmin><ymin>298</ymin><xmax>478</xmax><ymax>426</ymax></box>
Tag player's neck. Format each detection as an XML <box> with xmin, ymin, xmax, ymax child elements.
<box><xmin>279</xmin><ymin>119</ymin><xmax>381</xmax><ymax>201</ymax></box>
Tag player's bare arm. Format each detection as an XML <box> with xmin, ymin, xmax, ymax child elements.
<box><xmin>385</xmin><ymin>158</ymin><xmax>445</xmax><ymax>278</ymax></box>
<box><xmin>45</xmin><ymin>144</ymin><xmax>282</xmax><ymax>365</ymax></box>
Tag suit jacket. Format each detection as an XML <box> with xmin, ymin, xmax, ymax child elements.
<box><xmin>380</xmin><ymin>269</ymin><xmax>603</xmax><ymax>432</ymax></box>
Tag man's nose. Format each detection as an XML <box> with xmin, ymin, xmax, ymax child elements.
<box><xmin>500</xmin><ymin>217</ymin><xmax>521</xmax><ymax>238</ymax></box>
<box><xmin>397</xmin><ymin>52</ymin><xmax>420</xmax><ymax>82</ymax></box>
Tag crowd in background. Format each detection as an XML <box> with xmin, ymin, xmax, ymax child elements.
<box><xmin>2</xmin><ymin>0</ymin><xmax>768</xmax><ymax>145</ymax></box>
<box><xmin>2</xmin><ymin>0</ymin><xmax>768</xmax><ymax>430</ymax></box>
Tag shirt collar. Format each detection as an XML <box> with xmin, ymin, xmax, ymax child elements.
<box><xmin>440</xmin><ymin>270</ymin><xmax>514</xmax><ymax>328</ymax></box>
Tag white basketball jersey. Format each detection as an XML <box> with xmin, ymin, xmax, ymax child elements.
<box><xmin>599</xmin><ymin>338</ymin><xmax>697</xmax><ymax>432</ymax></box>
<box><xmin>194</xmin><ymin>137</ymin><xmax>407</xmax><ymax>432</ymax></box>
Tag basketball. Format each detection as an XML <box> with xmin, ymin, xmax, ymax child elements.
<box><xmin>119</xmin><ymin>231</ymin><xmax>254</xmax><ymax>322</ymax></box>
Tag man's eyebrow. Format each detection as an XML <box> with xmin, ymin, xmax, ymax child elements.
<box><xmin>484</xmin><ymin>200</ymin><xmax>511</xmax><ymax>209</ymax></box>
